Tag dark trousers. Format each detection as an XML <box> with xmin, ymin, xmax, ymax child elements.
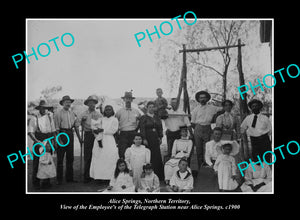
<box><xmin>83</xmin><ymin>131</ymin><xmax>95</xmax><ymax>180</ymax></box>
<box><xmin>118</xmin><ymin>130</ymin><xmax>136</xmax><ymax>158</ymax></box>
<box><xmin>250</xmin><ymin>133</ymin><xmax>272</xmax><ymax>162</ymax></box>
<box><xmin>32</xmin><ymin>132</ymin><xmax>53</xmax><ymax>187</ymax></box>
<box><xmin>57</xmin><ymin>129</ymin><xmax>74</xmax><ymax>182</ymax></box>
<box><xmin>166</xmin><ymin>130</ymin><xmax>181</xmax><ymax>157</ymax></box>
<box><xmin>194</xmin><ymin>124</ymin><xmax>212</xmax><ymax>169</ymax></box>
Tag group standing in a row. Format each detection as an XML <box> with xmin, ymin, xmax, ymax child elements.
<box><xmin>28</xmin><ymin>88</ymin><xmax>272</xmax><ymax>192</ymax></box>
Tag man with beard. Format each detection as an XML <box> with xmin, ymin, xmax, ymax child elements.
<box><xmin>54</xmin><ymin>95</ymin><xmax>82</xmax><ymax>184</ymax></box>
<box><xmin>191</xmin><ymin>91</ymin><xmax>222</xmax><ymax>169</ymax></box>
<box><xmin>115</xmin><ymin>91</ymin><xmax>141</xmax><ymax>158</ymax></box>
<box><xmin>241</xmin><ymin>99</ymin><xmax>272</xmax><ymax>162</ymax></box>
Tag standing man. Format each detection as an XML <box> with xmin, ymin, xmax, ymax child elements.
<box><xmin>164</xmin><ymin>98</ymin><xmax>193</xmax><ymax>159</ymax></box>
<box><xmin>240</xmin><ymin>99</ymin><xmax>272</xmax><ymax>162</ymax></box>
<box><xmin>79</xmin><ymin>95</ymin><xmax>102</xmax><ymax>183</ymax></box>
<box><xmin>28</xmin><ymin>100</ymin><xmax>56</xmax><ymax>189</ymax></box>
<box><xmin>191</xmin><ymin>91</ymin><xmax>222</xmax><ymax>169</ymax></box>
<box><xmin>54</xmin><ymin>95</ymin><xmax>82</xmax><ymax>184</ymax></box>
<box><xmin>115</xmin><ymin>91</ymin><xmax>141</xmax><ymax>158</ymax></box>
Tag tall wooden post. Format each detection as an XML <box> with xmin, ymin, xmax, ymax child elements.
<box><xmin>176</xmin><ymin>44</ymin><xmax>187</xmax><ymax>111</ymax></box>
<box><xmin>237</xmin><ymin>39</ymin><xmax>250</xmax><ymax>160</ymax></box>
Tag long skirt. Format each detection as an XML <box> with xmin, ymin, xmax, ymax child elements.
<box><xmin>145</xmin><ymin>129</ymin><xmax>164</xmax><ymax>180</ymax></box>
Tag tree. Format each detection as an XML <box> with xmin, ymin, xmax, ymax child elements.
<box><xmin>40</xmin><ymin>85</ymin><xmax>62</xmax><ymax>100</ymax></box>
<box><xmin>153</xmin><ymin>20</ymin><xmax>265</xmax><ymax>103</ymax></box>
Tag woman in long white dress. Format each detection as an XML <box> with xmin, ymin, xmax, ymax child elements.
<box><xmin>90</xmin><ymin>105</ymin><xmax>119</xmax><ymax>180</ymax></box>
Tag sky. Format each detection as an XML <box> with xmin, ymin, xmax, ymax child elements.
<box><xmin>26</xmin><ymin>19</ymin><xmax>272</xmax><ymax>102</ymax></box>
<box><xmin>27</xmin><ymin>19</ymin><xmax>168</xmax><ymax>101</ymax></box>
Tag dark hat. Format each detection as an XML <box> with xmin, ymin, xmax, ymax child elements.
<box><xmin>84</xmin><ymin>95</ymin><xmax>98</xmax><ymax>105</ymax></box>
<box><xmin>35</xmin><ymin>100</ymin><xmax>52</xmax><ymax>110</ymax></box>
<box><xmin>59</xmin><ymin>95</ymin><xmax>74</xmax><ymax>105</ymax></box>
<box><xmin>179</xmin><ymin>125</ymin><xmax>188</xmax><ymax>130</ymax></box>
<box><xmin>248</xmin><ymin>99</ymin><xmax>263</xmax><ymax>109</ymax></box>
<box><xmin>195</xmin><ymin>90</ymin><xmax>211</xmax><ymax>102</ymax></box>
<box><xmin>121</xmin><ymin>91</ymin><xmax>135</xmax><ymax>99</ymax></box>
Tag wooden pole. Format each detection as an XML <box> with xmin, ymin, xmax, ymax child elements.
<box><xmin>237</xmin><ymin>39</ymin><xmax>249</xmax><ymax>161</ymax></box>
<box><xmin>176</xmin><ymin>44</ymin><xmax>186</xmax><ymax>110</ymax></box>
<box><xmin>179</xmin><ymin>43</ymin><xmax>245</xmax><ymax>53</ymax></box>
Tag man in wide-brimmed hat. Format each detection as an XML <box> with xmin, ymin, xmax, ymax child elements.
<box><xmin>28</xmin><ymin>99</ymin><xmax>56</xmax><ymax>189</ymax></box>
<box><xmin>115</xmin><ymin>91</ymin><xmax>141</xmax><ymax>158</ymax></box>
<box><xmin>78</xmin><ymin>95</ymin><xmax>102</xmax><ymax>183</ymax></box>
<box><xmin>241</xmin><ymin>99</ymin><xmax>271</xmax><ymax>162</ymax></box>
<box><xmin>191</xmin><ymin>90</ymin><xmax>222</xmax><ymax>169</ymax></box>
<box><xmin>54</xmin><ymin>95</ymin><xmax>82</xmax><ymax>184</ymax></box>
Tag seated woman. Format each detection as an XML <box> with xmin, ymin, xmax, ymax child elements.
<box><xmin>164</xmin><ymin>126</ymin><xmax>193</xmax><ymax>185</ymax></box>
<box><xmin>240</xmin><ymin>158</ymin><xmax>272</xmax><ymax>192</ymax></box>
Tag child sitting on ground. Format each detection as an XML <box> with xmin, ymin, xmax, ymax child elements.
<box><xmin>214</xmin><ymin>141</ymin><xmax>240</xmax><ymax>191</ymax></box>
<box><xmin>105</xmin><ymin>158</ymin><xmax>135</xmax><ymax>192</ymax></box>
<box><xmin>138</xmin><ymin>163</ymin><xmax>160</xmax><ymax>192</ymax></box>
<box><xmin>166</xmin><ymin>158</ymin><xmax>193</xmax><ymax>192</ymax></box>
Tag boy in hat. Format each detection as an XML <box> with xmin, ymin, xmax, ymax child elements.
<box><xmin>240</xmin><ymin>99</ymin><xmax>272</xmax><ymax>162</ymax></box>
<box><xmin>28</xmin><ymin>100</ymin><xmax>56</xmax><ymax>189</ymax></box>
<box><xmin>191</xmin><ymin>90</ymin><xmax>222</xmax><ymax>169</ymax></box>
<box><xmin>78</xmin><ymin>95</ymin><xmax>102</xmax><ymax>183</ymax></box>
<box><xmin>54</xmin><ymin>95</ymin><xmax>82</xmax><ymax>184</ymax></box>
<box><xmin>115</xmin><ymin>91</ymin><xmax>141</xmax><ymax>158</ymax></box>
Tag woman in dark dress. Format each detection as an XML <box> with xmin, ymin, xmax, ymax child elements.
<box><xmin>139</xmin><ymin>101</ymin><xmax>164</xmax><ymax>180</ymax></box>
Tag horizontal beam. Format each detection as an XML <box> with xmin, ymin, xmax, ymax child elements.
<box><xmin>179</xmin><ymin>44</ymin><xmax>245</xmax><ymax>53</ymax></box>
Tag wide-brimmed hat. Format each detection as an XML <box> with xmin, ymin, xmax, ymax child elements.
<box><xmin>216</xmin><ymin>140</ymin><xmax>239</xmax><ymax>156</ymax></box>
<box><xmin>35</xmin><ymin>100</ymin><xmax>52</xmax><ymax>110</ymax></box>
<box><xmin>195</xmin><ymin>90</ymin><xmax>211</xmax><ymax>102</ymax></box>
<box><xmin>84</xmin><ymin>95</ymin><xmax>98</xmax><ymax>105</ymax></box>
<box><xmin>121</xmin><ymin>91</ymin><xmax>135</xmax><ymax>99</ymax></box>
<box><xmin>59</xmin><ymin>95</ymin><xmax>74</xmax><ymax>105</ymax></box>
<box><xmin>248</xmin><ymin>99</ymin><xmax>263</xmax><ymax>109</ymax></box>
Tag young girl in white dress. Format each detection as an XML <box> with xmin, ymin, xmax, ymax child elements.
<box><xmin>37</xmin><ymin>141</ymin><xmax>56</xmax><ymax>189</ymax></box>
<box><xmin>138</xmin><ymin>163</ymin><xmax>160</xmax><ymax>192</ymax></box>
<box><xmin>214</xmin><ymin>141</ymin><xmax>239</xmax><ymax>191</ymax></box>
<box><xmin>164</xmin><ymin>126</ymin><xmax>192</xmax><ymax>185</ymax></box>
<box><xmin>105</xmin><ymin>158</ymin><xmax>135</xmax><ymax>192</ymax></box>
<box><xmin>90</xmin><ymin>105</ymin><xmax>119</xmax><ymax>180</ymax></box>
<box><xmin>125</xmin><ymin>133</ymin><xmax>151</xmax><ymax>191</ymax></box>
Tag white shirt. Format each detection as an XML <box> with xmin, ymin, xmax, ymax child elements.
<box><xmin>240</xmin><ymin>113</ymin><xmax>271</xmax><ymax>137</ymax></box>
<box><xmin>164</xmin><ymin>108</ymin><xmax>191</xmax><ymax>132</ymax></box>
<box><xmin>28</xmin><ymin>112</ymin><xmax>56</xmax><ymax>133</ymax></box>
<box><xmin>191</xmin><ymin>104</ymin><xmax>222</xmax><ymax>125</ymax></box>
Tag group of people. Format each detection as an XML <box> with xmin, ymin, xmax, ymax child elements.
<box><xmin>28</xmin><ymin>88</ymin><xmax>272</xmax><ymax>193</ymax></box>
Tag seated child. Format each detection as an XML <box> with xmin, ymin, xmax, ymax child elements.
<box><xmin>36</xmin><ymin>141</ymin><xmax>56</xmax><ymax>189</ymax></box>
<box><xmin>164</xmin><ymin>126</ymin><xmax>192</xmax><ymax>185</ymax></box>
<box><xmin>214</xmin><ymin>141</ymin><xmax>240</xmax><ymax>191</ymax></box>
<box><xmin>166</xmin><ymin>158</ymin><xmax>193</xmax><ymax>192</ymax></box>
<box><xmin>105</xmin><ymin>158</ymin><xmax>135</xmax><ymax>192</ymax></box>
<box><xmin>138</xmin><ymin>163</ymin><xmax>160</xmax><ymax>192</ymax></box>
